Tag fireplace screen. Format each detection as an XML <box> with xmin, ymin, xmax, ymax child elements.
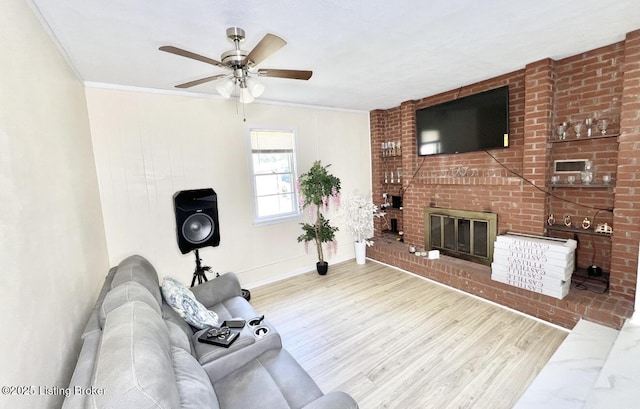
<box><xmin>425</xmin><ymin>208</ymin><xmax>497</xmax><ymax>265</ymax></box>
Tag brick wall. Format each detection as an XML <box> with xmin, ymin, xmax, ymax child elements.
<box><xmin>372</xmin><ymin>71</ymin><xmax>527</xmax><ymax>246</ymax></box>
<box><xmin>611</xmin><ymin>30</ymin><xmax>640</xmax><ymax>302</ymax></box>
<box><xmin>547</xmin><ymin>42</ymin><xmax>625</xmax><ymax>276</ymax></box>
<box><xmin>369</xmin><ymin>30</ymin><xmax>640</xmax><ymax>328</ymax></box>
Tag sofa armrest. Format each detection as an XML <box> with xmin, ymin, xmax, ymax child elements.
<box><xmin>81</xmin><ymin>267</ymin><xmax>117</xmax><ymax>336</ymax></box>
<box><xmin>201</xmin><ymin>322</ymin><xmax>283</xmax><ymax>383</ymax></box>
<box><xmin>61</xmin><ymin>331</ymin><xmax>102</xmax><ymax>409</ymax></box>
<box><xmin>190</xmin><ymin>272</ymin><xmax>242</xmax><ymax>309</ymax></box>
<box><xmin>301</xmin><ymin>391</ymin><xmax>359</xmax><ymax>409</ymax></box>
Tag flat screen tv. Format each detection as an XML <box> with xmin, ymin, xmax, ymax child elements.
<box><xmin>416</xmin><ymin>85</ymin><xmax>509</xmax><ymax>156</ymax></box>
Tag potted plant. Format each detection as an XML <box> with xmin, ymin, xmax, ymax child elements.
<box><xmin>344</xmin><ymin>193</ymin><xmax>384</xmax><ymax>264</ymax></box>
<box><xmin>296</xmin><ymin>161</ymin><xmax>341</xmax><ymax>275</ymax></box>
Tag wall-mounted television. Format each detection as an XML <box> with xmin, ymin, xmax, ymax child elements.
<box><xmin>416</xmin><ymin>85</ymin><xmax>509</xmax><ymax>156</ymax></box>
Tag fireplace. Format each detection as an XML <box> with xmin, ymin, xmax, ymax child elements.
<box><xmin>424</xmin><ymin>208</ymin><xmax>498</xmax><ymax>266</ymax></box>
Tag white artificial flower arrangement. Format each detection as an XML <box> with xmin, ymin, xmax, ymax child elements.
<box><xmin>343</xmin><ymin>193</ymin><xmax>385</xmax><ymax>247</ymax></box>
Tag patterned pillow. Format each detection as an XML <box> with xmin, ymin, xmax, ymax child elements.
<box><xmin>161</xmin><ymin>277</ymin><xmax>219</xmax><ymax>329</ymax></box>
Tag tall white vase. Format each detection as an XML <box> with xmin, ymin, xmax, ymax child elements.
<box><xmin>354</xmin><ymin>241</ymin><xmax>367</xmax><ymax>264</ymax></box>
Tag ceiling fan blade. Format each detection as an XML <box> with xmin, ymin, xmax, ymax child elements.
<box><xmin>175</xmin><ymin>74</ymin><xmax>227</xmax><ymax>89</ymax></box>
<box><xmin>159</xmin><ymin>46</ymin><xmax>227</xmax><ymax>69</ymax></box>
<box><xmin>257</xmin><ymin>69</ymin><xmax>313</xmax><ymax>80</ymax></box>
<box><xmin>243</xmin><ymin>34</ymin><xmax>286</xmax><ymax>66</ymax></box>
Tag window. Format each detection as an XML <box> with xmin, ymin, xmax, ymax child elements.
<box><xmin>248</xmin><ymin>129</ymin><xmax>299</xmax><ymax>224</ymax></box>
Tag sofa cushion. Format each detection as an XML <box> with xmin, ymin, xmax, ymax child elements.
<box><xmin>300</xmin><ymin>392</ymin><xmax>359</xmax><ymax>409</ymax></box>
<box><xmin>162</xmin><ymin>302</ymin><xmax>195</xmax><ymax>333</ymax></box>
<box><xmin>99</xmin><ymin>281</ymin><xmax>160</xmax><ymax>328</ymax></box>
<box><xmin>171</xmin><ymin>346</ymin><xmax>220</xmax><ymax>409</ymax></box>
<box><xmin>162</xmin><ymin>277</ymin><xmax>219</xmax><ymax>329</ymax></box>
<box><xmin>214</xmin><ymin>348</ymin><xmax>323</xmax><ymax>409</ymax></box>
<box><xmin>166</xmin><ymin>320</ymin><xmax>193</xmax><ymax>353</ymax></box>
<box><xmin>87</xmin><ymin>301</ymin><xmax>180</xmax><ymax>409</ymax></box>
<box><xmin>111</xmin><ymin>255</ymin><xmax>162</xmax><ymax>306</ymax></box>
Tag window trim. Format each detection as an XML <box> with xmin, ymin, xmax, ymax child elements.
<box><xmin>247</xmin><ymin>127</ymin><xmax>300</xmax><ymax>226</ymax></box>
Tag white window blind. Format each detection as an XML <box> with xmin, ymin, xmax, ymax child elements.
<box><xmin>248</xmin><ymin>129</ymin><xmax>299</xmax><ymax>224</ymax></box>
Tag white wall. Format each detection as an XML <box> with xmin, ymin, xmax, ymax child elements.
<box><xmin>85</xmin><ymin>87</ymin><xmax>371</xmax><ymax>287</ymax></box>
<box><xmin>0</xmin><ymin>1</ymin><xmax>109</xmax><ymax>408</ymax></box>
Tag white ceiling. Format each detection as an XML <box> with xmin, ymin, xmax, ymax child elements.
<box><xmin>28</xmin><ymin>0</ymin><xmax>640</xmax><ymax>111</ymax></box>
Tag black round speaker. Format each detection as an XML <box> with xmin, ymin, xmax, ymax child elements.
<box><xmin>182</xmin><ymin>213</ymin><xmax>215</xmax><ymax>244</ymax></box>
<box><xmin>173</xmin><ymin>188</ymin><xmax>220</xmax><ymax>254</ymax></box>
<box><xmin>241</xmin><ymin>288</ymin><xmax>251</xmax><ymax>301</ymax></box>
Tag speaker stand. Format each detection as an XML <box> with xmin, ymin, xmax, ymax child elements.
<box><xmin>191</xmin><ymin>249</ymin><xmax>211</xmax><ymax>287</ymax></box>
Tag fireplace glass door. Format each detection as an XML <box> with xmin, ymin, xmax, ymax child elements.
<box><xmin>425</xmin><ymin>208</ymin><xmax>496</xmax><ymax>265</ymax></box>
<box><xmin>473</xmin><ymin>220</ymin><xmax>488</xmax><ymax>257</ymax></box>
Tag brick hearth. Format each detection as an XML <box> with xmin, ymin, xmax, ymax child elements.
<box><xmin>368</xmin><ymin>236</ymin><xmax>634</xmax><ymax>329</ymax></box>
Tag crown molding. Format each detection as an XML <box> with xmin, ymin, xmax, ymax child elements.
<box><xmin>83</xmin><ymin>82</ymin><xmax>369</xmax><ymax>114</ymax></box>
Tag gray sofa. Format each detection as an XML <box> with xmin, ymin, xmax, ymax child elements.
<box><xmin>62</xmin><ymin>255</ymin><xmax>358</xmax><ymax>409</ymax></box>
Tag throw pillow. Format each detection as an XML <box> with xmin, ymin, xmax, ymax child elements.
<box><xmin>161</xmin><ymin>277</ymin><xmax>219</xmax><ymax>329</ymax></box>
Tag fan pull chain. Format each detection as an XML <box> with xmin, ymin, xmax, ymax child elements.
<box><xmin>233</xmin><ymin>94</ymin><xmax>247</xmax><ymax>122</ymax></box>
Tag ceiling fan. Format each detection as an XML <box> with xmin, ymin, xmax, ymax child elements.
<box><xmin>159</xmin><ymin>27</ymin><xmax>312</xmax><ymax>103</ymax></box>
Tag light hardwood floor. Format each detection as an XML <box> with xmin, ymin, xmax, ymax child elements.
<box><xmin>250</xmin><ymin>260</ymin><xmax>567</xmax><ymax>409</ymax></box>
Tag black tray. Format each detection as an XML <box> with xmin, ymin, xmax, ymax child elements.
<box><xmin>197</xmin><ymin>328</ymin><xmax>240</xmax><ymax>348</ymax></box>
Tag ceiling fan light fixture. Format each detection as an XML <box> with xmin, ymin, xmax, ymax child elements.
<box><xmin>246</xmin><ymin>77</ymin><xmax>265</xmax><ymax>98</ymax></box>
<box><xmin>240</xmin><ymin>87</ymin><xmax>255</xmax><ymax>104</ymax></box>
<box><xmin>215</xmin><ymin>78</ymin><xmax>235</xmax><ymax>98</ymax></box>
<box><xmin>160</xmin><ymin>27</ymin><xmax>312</xmax><ymax>105</ymax></box>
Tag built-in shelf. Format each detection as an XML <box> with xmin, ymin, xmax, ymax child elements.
<box><xmin>573</xmin><ymin>267</ymin><xmax>610</xmax><ymax>281</ymax></box>
<box><xmin>548</xmin><ymin>183</ymin><xmax>613</xmax><ymax>188</ymax></box>
<box><xmin>550</xmin><ymin>133</ymin><xmax>619</xmax><ymax>143</ymax></box>
<box><xmin>571</xmin><ymin>268</ymin><xmax>609</xmax><ymax>294</ymax></box>
<box><xmin>546</xmin><ymin>130</ymin><xmax>617</xmax><ymax>282</ymax></box>
<box><xmin>546</xmin><ymin>224</ymin><xmax>612</xmax><ymax>238</ymax></box>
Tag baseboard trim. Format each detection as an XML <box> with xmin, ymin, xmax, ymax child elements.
<box><xmin>244</xmin><ymin>255</ymin><xmax>354</xmax><ymax>289</ymax></box>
